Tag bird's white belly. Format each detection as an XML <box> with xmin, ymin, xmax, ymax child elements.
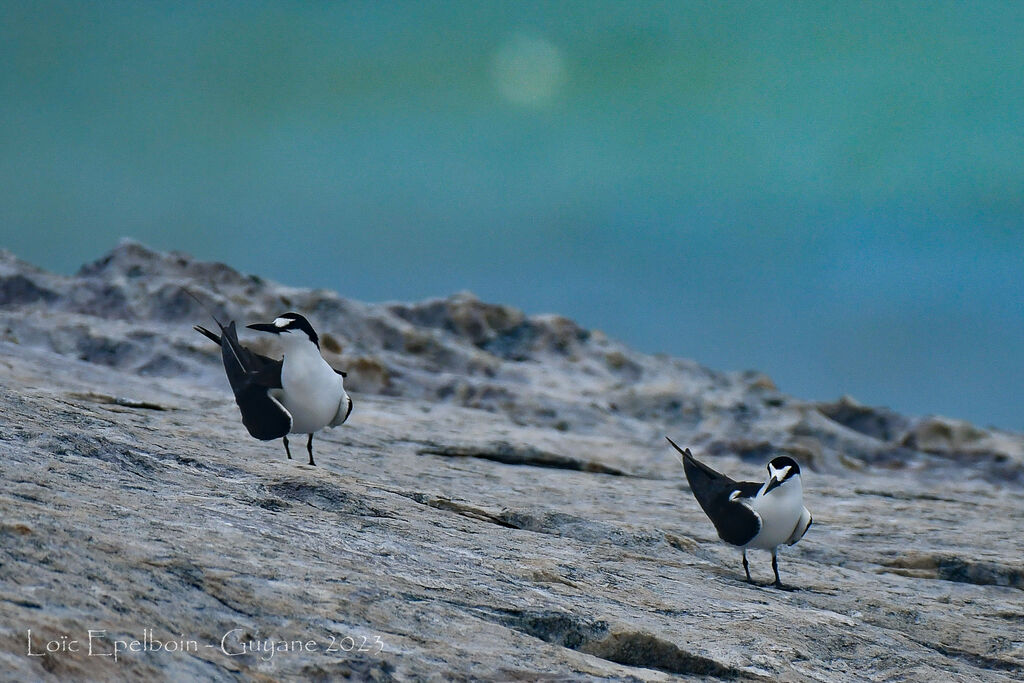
<box><xmin>746</xmin><ymin>483</ymin><xmax>803</xmax><ymax>550</ymax></box>
<box><xmin>279</xmin><ymin>358</ymin><xmax>343</xmax><ymax>435</ymax></box>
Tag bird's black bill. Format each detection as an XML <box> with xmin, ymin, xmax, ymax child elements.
<box><xmin>764</xmin><ymin>477</ymin><xmax>783</xmax><ymax>494</ymax></box>
<box><xmin>247</xmin><ymin>322</ymin><xmax>281</xmax><ymax>333</ymax></box>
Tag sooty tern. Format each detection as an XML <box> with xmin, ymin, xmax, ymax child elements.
<box><xmin>195</xmin><ymin>312</ymin><xmax>352</xmax><ymax>466</ymax></box>
<box><xmin>666</xmin><ymin>437</ymin><xmax>811</xmax><ymax>589</ymax></box>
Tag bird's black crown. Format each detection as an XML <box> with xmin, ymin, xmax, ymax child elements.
<box><xmin>767</xmin><ymin>455</ymin><xmax>801</xmax><ymax>478</ymax></box>
<box><xmin>279</xmin><ymin>312</ymin><xmax>319</xmax><ymax>347</ymax></box>
<box><xmin>248</xmin><ymin>312</ymin><xmax>320</xmax><ymax>348</ymax></box>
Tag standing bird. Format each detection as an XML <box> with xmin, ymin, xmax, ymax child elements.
<box><xmin>666</xmin><ymin>437</ymin><xmax>811</xmax><ymax>589</ymax></box>
<box><xmin>195</xmin><ymin>312</ymin><xmax>352</xmax><ymax>466</ymax></box>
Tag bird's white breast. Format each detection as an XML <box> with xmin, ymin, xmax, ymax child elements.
<box><xmin>279</xmin><ymin>342</ymin><xmax>346</xmax><ymax>435</ymax></box>
<box><xmin>745</xmin><ymin>476</ymin><xmax>805</xmax><ymax>550</ymax></box>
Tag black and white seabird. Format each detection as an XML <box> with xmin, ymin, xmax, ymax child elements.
<box><xmin>195</xmin><ymin>312</ymin><xmax>353</xmax><ymax>466</ymax></box>
<box><xmin>666</xmin><ymin>437</ymin><xmax>812</xmax><ymax>589</ymax></box>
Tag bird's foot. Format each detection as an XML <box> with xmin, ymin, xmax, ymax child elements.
<box><xmin>772</xmin><ymin>581</ymin><xmax>798</xmax><ymax>591</ymax></box>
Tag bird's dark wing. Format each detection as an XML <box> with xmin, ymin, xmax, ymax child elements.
<box><xmin>786</xmin><ymin>508</ymin><xmax>812</xmax><ymax>545</ymax></box>
<box><xmin>196</xmin><ymin>321</ymin><xmax>291</xmax><ymax>441</ymax></box>
<box><xmin>193</xmin><ymin>324</ymin><xmax>221</xmax><ymax>346</ymax></box>
<box><xmin>667</xmin><ymin>437</ymin><xmax>762</xmax><ymax>546</ymax></box>
<box><xmin>195</xmin><ymin>324</ymin><xmax>283</xmax><ymax>386</ymax></box>
<box><xmin>330</xmin><ymin>395</ymin><xmax>353</xmax><ymax>427</ymax></box>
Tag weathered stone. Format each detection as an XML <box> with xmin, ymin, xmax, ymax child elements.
<box><xmin>818</xmin><ymin>394</ymin><xmax>912</xmax><ymax>442</ymax></box>
<box><xmin>0</xmin><ymin>242</ymin><xmax>1022</xmax><ymax>681</ymax></box>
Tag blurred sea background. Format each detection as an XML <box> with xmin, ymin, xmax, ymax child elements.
<box><xmin>1</xmin><ymin>2</ymin><xmax>1021</xmax><ymax>429</ymax></box>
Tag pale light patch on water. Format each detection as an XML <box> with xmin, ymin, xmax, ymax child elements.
<box><xmin>492</xmin><ymin>34</ymin><xmax>566</xmax><ymax>108</ymax></box>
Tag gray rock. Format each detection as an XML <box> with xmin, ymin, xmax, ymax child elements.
<box><xmin>0</xmin><ymin>242</ymin><xmax>1021</xmax><ymax>680</ymax></box>
<box><xmin>818</xmin><ymin>394</ymin><xmax>912</xmax><ymax>443</ymax></box>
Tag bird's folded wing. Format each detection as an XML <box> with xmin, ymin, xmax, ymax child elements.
<box><xmin>786</xmin><ymin>507</ymin><xmax>813</xmax><ymax>545</ymax></box>
<box><xmin>330</xmin><ymin>395</ymin><xmax>353</xmax><ymax>427</ymax></box>
<box><xmin>680</xmin><ymin>448</ymin><xmax>762</xmax><ymax>546</ymax></box>
<box><xmin>249</xmin><ymin>361</ymin><xmax>283</xmax><ymax>388</ymax></box>
<box><xmin>212</xmin><ymin>321</ymin><xmax>292</xmax><ymax>441</ymax></box>
<box><xmin>713</xmin><ymin>499</ymin><xmax>762</xmax><ymax>546</ymax></box>
<box><xmin>236</xmin><ymin>388</ymin><xmax>292</xmax><ymax>441</ymax></box>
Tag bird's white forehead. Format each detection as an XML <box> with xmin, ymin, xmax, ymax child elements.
<box><xmin>769</xmin><ymin>464</ymin><xmax>792</xmax><ymax>481</ymax></box>
<box><xmin>273</xmin><ymin>317</ymin><xmax>291</xmax><ymax>328</ymax></box>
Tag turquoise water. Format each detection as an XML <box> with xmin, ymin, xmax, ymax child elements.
<box><xmin>2</xmin><ymin>2</ymin><xmax>1022</xmax><ymax>428</ymax></box>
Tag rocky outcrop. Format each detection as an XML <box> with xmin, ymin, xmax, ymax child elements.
<box><xmin>1</xmin><ymin>241</ymin><xmax>1021</xmax><ymax>680</ymax></box>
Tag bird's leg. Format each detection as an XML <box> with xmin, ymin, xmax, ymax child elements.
<box><xmin>282</xmin><ymin>436</ymin><xmax>292</xmax><ymax>460</ymax></box>
<box><xmin>742</xmin><ymin>550</ymin><xmax>753</xmax><ymax>583</ymax></box>
<box><xmin>306</xmin><ymin>433</ymin><xmax>315</xmax><ymax>467</ymax></box>
<box><xmin>771</xmin><ymin>549</ymin><xmax>796</xmax><ymax>590</ymax></box>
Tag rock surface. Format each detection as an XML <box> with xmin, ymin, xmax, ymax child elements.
<box><xmin>0</xmin><ymin>240</ymin><xmax>1021</xmax><ymax>681</ymax></box>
